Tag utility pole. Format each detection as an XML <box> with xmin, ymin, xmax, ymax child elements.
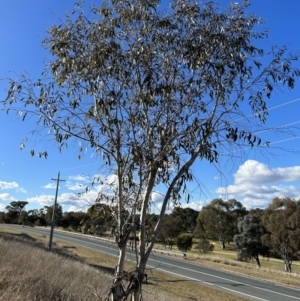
<box><xmin>49</xmin><ymin>171</ymin><xmax>65</xmax><ymax>251</ymax></box>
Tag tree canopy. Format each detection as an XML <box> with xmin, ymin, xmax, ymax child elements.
<box><xmin>194</xmin><ymin>198</ymin><xmax>247</xmax><ymax>249</ymax></box>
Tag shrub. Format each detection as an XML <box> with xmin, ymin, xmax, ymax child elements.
<box><xmin>177</xmin><ymin>234</ymin><xmax>193</xmax><ymax>252</ymax></box>
<box><xmin>197</xmin><ymin>239</ymin><xmax>214</xmax><ymax>253</ymax></box>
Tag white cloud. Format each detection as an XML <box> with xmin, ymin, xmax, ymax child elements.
<box><xmin>0</xmin><ymin>193</ymin><xmax>17</xmax><ymax>202</ymax></box>
<box><xmin>234</xmin><ymin>160</ymin><xmax>300</xmax><ymax>185</ymax></box>
<box><xmin>68</xmin><ymin>175</ymin><xmax>91</xmax><ymax>183</ymax></box>
<box><xmin>216</xmin><ymin>160</ymin><xmax>300</xmax><ymax>209</ymax></box>
<box><xmin>66</xmin><ymin>182</ymin><xmax>84</xmax><ymax>191</ymax></box>
<box><xmin>181</xmin><ymin>201</ymin><xmax>203</xmax><ymax>212</ymax></box>
<box><xmin>43</xmin><ymin>183</ymin><xmax>57</xmax><ymax>189</ymax></box>
<box><xmin>25</xmin><ymin>191</ymin><xmax>95</xmax><ymax>211</ymax></box>
<box><xmin>0</xmin><ymin>203</ymin><xmax>5</xmax><ymax>211</ymax></box>
<box><xmin>26</xmin><ymin>194</ymin><xmax>54</xmax><ymax>207</ymax></box>
<box><xmin>151</xmin><ymin>191</ymin><xmax>164</xmax><ymax>204</ymax></box>
<box><xmin>0</xmin><ymin>180</ymin><xmax>27</xmax><ymax>193</ymax></box>
<box><xmin>59</xmin><ymin>193</ymin><xmax>92</xmax><ymax>211</ymax></box>
<box><xmin>66</xmin><ymin>173</ymin><xmax>110</xmax><ymax>193</ymax></box>
<box><xmin>67</xmin><ymin>205</ymin><xmax>87</xmax><ymax>212</ymax></box>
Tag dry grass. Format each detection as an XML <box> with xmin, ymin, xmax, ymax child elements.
<box><xmin>0</xmin><ymin>233</ymin><xmax>112</xmax><ymax>301</ymax></box>
<box><xmin>0</xmin><ymin>229</ymin><xmax>251</xmax><ymax>301</ymax></box>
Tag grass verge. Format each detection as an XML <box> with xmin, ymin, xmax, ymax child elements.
<box><xmin>1</xmin><ymin>226</ymin><xmax>299</xmax><ymax>300</ymax></box>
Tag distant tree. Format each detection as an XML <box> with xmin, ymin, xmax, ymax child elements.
<box><xmin>44</xmin><ymin>204</ymin><xmax>63</xmax><ymax>227</ymax></box>
<box><xmin>0</xmin><ymin>212</ymin><xmax>6</xmax><ymax>223</ymax></box>
<box><xmin>193</xmin><ymin>219</ymin><xmax>206</xmax><ymax>239</ymax></box>
<box><xmin>27</xmin><ymin>209</ymin><xmax>39</xmax><ymax>225</ymax></box>
<box><xmin>226</xmin><ymin>199</ymin><xmax>248</xmax><ymax>243</ymax></box>
<box><xmin>88</xmin><ymin>204</ymin><xmax>114</xmax><ymax>235</ymax></box>
<box><xmin>2</xmin><ymin>0</ymin><xmax>300</xmax><ymax>299</ymax></box>
<box><xmin>234</xmin><ymin>213</ymin><xmax>269</xmax><ymax>267</ymax></box>
<box><xmin>158</xmin><ymin>214</ymin><xmax>182</xmax><ymax>249</ymax></box>
<box><xmin>5</xmin><ymin>201</ymin><xmax>28</xmax><ymax>224</ymax></box>
<box><xmin>19</xmin><ymin>211</ymin><xmax>28</xmax><ymax>226</ymax></box>
<box><xmin>262</xmin><ymin>198</ymin><xmax>300</xmax><ymax>272</ymax></box>
<box><xmin>195</xmin><ymin>199</ymin><xmax>246</xmax><ymax>249</ymax></box>
<box><xmin>197</xmin><ymin>239</ymin><xmax>214</xmax><ymax>254</ymax></box>
<box><xmin>177</xmin><ymin>234</ymin><xmax>193</xmax><ymax>252</ymax></box>
<box><xmin>172</xmin><ymin>207</ymin><xmax>199</xmax><ymax>233</ymax></box>
<box><xmin>27</xmin><ymin>209</ymin><xmax>46</xmax><ymax>226</ymax></box>
<box><xmin>61</xmin><ymin>211</ymin><xmax>88</xmax><ymax>231</ymax></box>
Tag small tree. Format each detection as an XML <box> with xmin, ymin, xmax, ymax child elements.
<box><xmin>197</xmin><ymin>239</ymin><xmax>214</xmax><ymax>254</ymax></box>
<box><xmin>177</xmin><ymin>234</ymin><xmax>193</xmax><ymax>252</ymax></box>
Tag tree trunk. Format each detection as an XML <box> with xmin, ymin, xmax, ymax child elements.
<box><xmin>219</xmin><ymin>239</ymin><xmax>225</xmax><ymax>250</ymax></box>
<box><xmin>110</xmin><ymin>243</ymin><xmax>127</xmax><ymax>301</ymax></box>
<box><xmin>282</xmin><ymin>248</ymin><xmax>292</xmax><ymax>272</ymax></box>
<box><xmin>284</xmin><ymin>258</ymin><xmax>292</xmax><ymax>272</ymax></box>
<box><xmin>254</xmin><ymin>255</ymin><xmax>261</xmax><ymax>268</ymax></box>
<box><xmin>130</xmin><ymin>261</ymin><xmax>146</xmax><ymax>301</ymax></box>
<box><xmin>128</xmin><ymin>169</ymin><xmax>157</xmax><ymax>301</ymax></box>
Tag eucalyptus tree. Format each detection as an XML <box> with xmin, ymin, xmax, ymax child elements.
<box><xmin>2</xmin><ymin>0</ymin><xmax>300</xmax><ymax>299</ymax></box>
<box><xmin>86</xmin><ymin>203</ymin><xmax>114</xmax><ymax>235</ymax></box>
<box><xmin>5</xmin><ymin>201</ymin><xmax>28</xmax><ymax>224</ymax></box>
<box><xmin>44</xmin><ymin>204</ymin><xmax>63</xmax><ymax>227</ymax></box>
<box><xmin>172</xmin><ymin>207</ymin><xmax>199</xmax><ymax>233</ymax></box>
<box><xmin>157</xmin><ymin>214</ymin><xmax>182</xmax><ymax>249</ymax></box>
<box><xmin>262</xmin><ymin>198</ymin><xmax>300</xmax><ymax>272</ymax></box>
<box><xmin>195</xmin><ymin>199</ymin><xmax>246</xmax><ymax>249</ymax></box>
<box><xmin>27</xmin><ymin>209</ymin><xmax>47</xmax><ymax>226</ymax></box>
<box><xmin>234</xmin><ymin>213</ymin><xmax>269</xmax><ymax>267</ymax></box>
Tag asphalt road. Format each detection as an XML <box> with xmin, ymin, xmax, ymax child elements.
<box><xmin>1</xmin><ymin>224</ymin><xmax>300</xmax><ymax>301</ymax></box>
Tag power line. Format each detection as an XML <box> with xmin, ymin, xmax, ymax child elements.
<box><xmin>269</xmin><ymin>136</ymin><xmax>300</xmax><ymax>145</ymax></box>
<box><xmin>235</xmin><ymin>97</ymin><xmax>300</xmax><ymax>121</ymax></box>
<box><xmin>220</xmin><ymin>136</ymin><xmax>300</xmax><ymax>156</ymax></box>
<box><xmin>254</xmin><ymin>120</ymin><xmax>300</xmax><ymax>135</ymax></box>
<box><xmin>267</xmin><ymin>97</ymin><xmax>300</xmax><ymax>112</ymax></box>
<box><xmin>58</xmin><ymin>97</ymin><xmax>300</xmax><ymax>173</ymax></box>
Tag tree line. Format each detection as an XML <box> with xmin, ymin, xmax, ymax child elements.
<box><xmin>1</xmin><ymin>197</ymin><xmax>299</xmax><ymax>272</ymax></box>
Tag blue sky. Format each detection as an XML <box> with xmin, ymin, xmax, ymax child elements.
<box><xmin>0</xmin><ymin>0</ymin><xmax>300</xmax><ymax>214</ymax></box>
